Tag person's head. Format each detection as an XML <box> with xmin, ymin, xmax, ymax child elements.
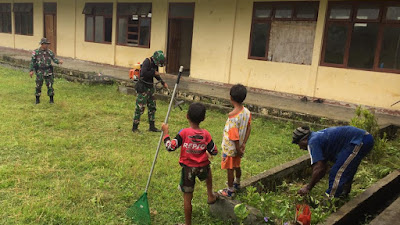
<box><xmin>230</xmin><ymin>84</ymin><xmax>247</xmax><ymax>104</ymax></box>
<box><xmin>292</xmin><ymin>126</ymin><xmax>311</xmax><ymax>150</ymax></box>
<box><xmin>152</xmin><ymin>50</ymin><xmax>165</xmax><ymax>67</ymax></box>
<box><xmin>39</xmin><ymin>38</ymin><xmax>50</xmax><ymax>50</ymax></box>
<box><xmin>187</xmin><ymin>102</ymin><xmax>206</xmax><ymax>125</ymax></box>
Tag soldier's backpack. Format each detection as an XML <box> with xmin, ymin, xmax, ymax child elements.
<box><xmin>129</xmin><ymin>57</ymin><xmax>152</xmax><ymax>81</ymax></box>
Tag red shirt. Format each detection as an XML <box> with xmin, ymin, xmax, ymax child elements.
<box><xmin>163</xmin><ymin>128</ymin><xmax>217</xmax><ymax>167</ymax></box>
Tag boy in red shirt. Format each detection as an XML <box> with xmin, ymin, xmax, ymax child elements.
<box><xmin>161</xmin><ymin>102</ymin><xmax>218</xmax><ymax>225</ymax></box>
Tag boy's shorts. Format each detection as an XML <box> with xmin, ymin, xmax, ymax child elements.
<box><xmin>221</xmin><ymin>155</ymin><xmax>241</xmax><ymax>170</ymax></box>
<box><xmin>179</xmin><ymin>164</ymin><xmax>210</xmax><ymax>193</ymax></box>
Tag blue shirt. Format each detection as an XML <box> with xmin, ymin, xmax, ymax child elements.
<box><xmin>307</xmin><ymin>126</ymin><xmax>367</xmax><ymax>165</ymax></box>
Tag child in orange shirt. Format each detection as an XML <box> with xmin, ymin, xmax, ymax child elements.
<box><xmin>218</xmin><ymin>84</ymin><xmax>251</xmax><ymax>198</ymax></box>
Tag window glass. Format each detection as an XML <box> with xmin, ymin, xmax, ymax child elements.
<box><xmin>275</xmin><ymin>5</ymin><xmax>293</xmax><ymax>19</ymax></box>
<box><xmin>15</xmin><ymin>14</ymin><xmax>21</xmax><ymax>34</ymax></box>
<box><xmin>296</xmin><ymin>4</ymin><xmax>317</xmax><ymax>19</ymax></box>
<box><xmin>21</xmin><ymin>13</ymin><xmax>28</xmax><ymax>35</ymax></box>
<box><xmin>254</xmin><ymin>5</ymin><xmax>272</xmax><ymax>19</ymax></box>
<box><xmin>118</xmin><ymin>18</ymin><xmax>127</xmax><ymax>44</ymax></box>
<box><xmin>348</xmin><ymin>23</ymin><xmax>379</xmax><ymax>69</ymax></box>
<box><xmin>95</xmin><ymin>16</ymin><xmax>104</xmax><ymax>43</ymax></box>
<box><xmin>139</xmin><ymin>18</ymin><xmax>150</xmax><ymax>46</ymax></box>
<box><xmin>379</xmin><ymin>26</ymin><xmax>400</xmax><ymax>70</ymax></box>
<box><xmin>386</xmin><ymin>6</ymin><xmax>400</xmax><ymax>21</ymax></box>
<box><xmin>356</xmin><ymin>5</ymin><xmax>380</xmax><ymax>20</ymax></box>
<box><xmin>85</xmin><ymin>16</ymin><xmax>94</xmax><ymax>41</ymax></box>
<box><xmin>104</xmin><ymin>17</ymin><xmax>112</xmax><ymax>42</ymax></box>
<box><xmin>330</xmin><ymin>5</ymin><xmax>352</xmax><ymax>20</ymax></box>
<box><xmin>324</xmin><ymin>24</ymin><xmax>348</xmax><ymax>64</ymax></box>
<box><xmin>250</xmin><ymin>22</ymin><xmax>270</xmax><ymax>58</ymax></box>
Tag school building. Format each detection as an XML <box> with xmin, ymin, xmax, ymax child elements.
<box><xmin>0</xmin><ymin>0</ymin><xmax>399</xmax><ymax>113</ymax></box>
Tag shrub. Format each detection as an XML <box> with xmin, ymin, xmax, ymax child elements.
<box><xmin>350</xmin><ymin>106</ymin><xmax>387</xmax><ymax>163</ymax></box>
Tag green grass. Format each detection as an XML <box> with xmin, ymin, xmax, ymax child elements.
<box><xmin>0</xmin><ymin>66</ymin><xmax>307</xmax><ymax>224</ymax></box>
<box><xmin>237</xmin><ymin>133</ymin><xmax>400</xmax><ymax>224</ymax></box>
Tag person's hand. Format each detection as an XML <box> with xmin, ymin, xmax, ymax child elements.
<box><xmin>155</xmin><ymin>71</ymin><xmax>159</xmax><ymax>76</ymax></box>
<box><xmin>29</xmin><ymin>71</ymin><xmax>33</xmax><ymax>78</ymax></box>
<box><xmin>59</xmin><ymin>60</ymin><xmax>64</xmax><ymax>65</ymax></box>
<box><xmin>161</xmin><ymin>123</ymin><xmax>169</xmax><ymax>134</ymax></box>
<box><xmin>298</xmin><ymin>184</ymin><xmax>311</xmax><ymax>196</ymax></box>
<box><xmin>206</xmin><ymin>151</ymin><xmax>212</xmax><ymax>159</ymax></box>
<box><xmin>163</xmin><ymin>83</ymin><xmax>168</xmax><ymax>89</ymax></box>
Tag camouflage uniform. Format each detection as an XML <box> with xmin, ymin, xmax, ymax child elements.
<box><xmin>132</xmin><ymin>51</ymin><xmax>166</xmax><ymax>132</ymax></box>
<box><xmin>133</xmin><ymin>86</ymin><xmax>157</xmax><ymax>124</ymax></box>
<box><xmin>29</xmin><ymin>48</ymin><xmax>60</xmax><ymax>97</ymax></box>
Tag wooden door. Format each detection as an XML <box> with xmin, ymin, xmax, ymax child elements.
<box><xmin>167</xmin><ymin>3</ymin><xmax>195</xmax><ymax>74</ymax></box>
<box><xmin>167</xmin><ymin>19</ymin><xmax>181</xmax><ymax>74</ymax></box>
<box><xmin>44</xmin><ymin>3</ymin><xmax>57</xmax><ymax>54</ymax></box>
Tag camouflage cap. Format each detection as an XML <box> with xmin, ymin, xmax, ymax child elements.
<box><xmin>39</xmin><ymin>38</ymin><xmax>51</xmax><ymax>45</ymax></box>
<box><xmin>292</xmin><ymin>126</ymin><xmax>311</xmax><ymax>144</ymax></box>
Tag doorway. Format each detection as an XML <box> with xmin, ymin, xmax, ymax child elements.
<box><xmin>43</xmin><ymin>3</ymin><xmax>57</xmax><ymax>54</ymax></box>
<box><xmin>167</xmin><ymin>3</ymin><xmax>194</xmax><ymax>75</ymax></box>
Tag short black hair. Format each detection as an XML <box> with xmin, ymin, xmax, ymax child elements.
<box><xmin>187</xmin><ymin>102</ymin><xmax>206</xmax><ymax>124</ymax></box>
<box><xmin>230</xmin><ymin>84</ymin><xmax>247</xmax><ymax>103</ymax></box>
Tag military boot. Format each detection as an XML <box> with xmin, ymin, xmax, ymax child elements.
<box><xmin>35</xmin><ymin>96</ymin><xmax>40</xmax><ymax>104</ymax></box>
<box><xmin>149</xmin><ymin>121</ymin><xmax>161</xmax><ymax>132</ymax></box>
<box><xmin>50</xmin><ymin>96</ymin><xmax>54</xmax><ymax>104</ymax></box>
<box><xmin>132</xmin><ymin>122</ymin><xmax>139</xmax><ymax>132</ymax></box>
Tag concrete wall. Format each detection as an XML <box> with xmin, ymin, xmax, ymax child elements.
<box><xmin>0</xmin><ymin>0</ymin><xmax>399</xmax><ymax>111</ymax></box>
<box><xmin>229</xmin><ymin>0</ymin><xmax>314</xmax><ymax>96</ymax></box>
<box><xmin>189</xmin><ymin>0</ymin><xmax>237</xmax><ymax>83</ymax></box>
<box><xmin>57</xmin><ymin>0</ymin><xmax>76</xmax><ymax>59</ymax></box>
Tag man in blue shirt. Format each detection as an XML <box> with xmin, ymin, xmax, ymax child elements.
<box><xmin>292</xmin><ymin>126</ymin><xmax>374</xmax><ymax>198</ymax></box>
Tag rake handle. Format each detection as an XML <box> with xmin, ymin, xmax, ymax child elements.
<box><xmin>144</xmin><ymin>66</ymin><xmax>183</xmax><ymax>193</ymax></box>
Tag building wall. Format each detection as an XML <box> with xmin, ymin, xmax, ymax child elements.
<box><xmin>114</xmin><ymin>0</ymin><xmax>168</xmax><ymax>72</ymax></box>
<box><xmin>57</xmin><ymin>0</ymin><xmax>76</xmax><ymax>58</ymax></box>
<box><xmin>189</xmin><ymin>0</ymin><xmax>237</xmax><ymax>83</ymax></box>
<box><xmin>0</xmin><ymin>0</ymin><xmax>399</xmax><ymax>111</ymax></box>
<box><xmin>227</xmin><ymin>0</ymin><xmax>400</xmax><ymax>110</ymax></box>
<box><xmin>229</xmin><ymin>0</ymin><xmax>315</xmax><ymax>96</ymax></box>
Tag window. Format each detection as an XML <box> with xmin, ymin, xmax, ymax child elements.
<box><xmin>249</xmin><ymin>2</ymin><xmax>319</xmax><ymax>64</ymax></box>
<box><xmin>0</xmin><ymin>3</ymin><xmax>11</xmax><ymax>33</ymax></box>
<box><xmin>117</xmin><ymin>3</ymin><xmax>151</xmax><ymax>48</ymax></box>
<box><xmin>82</xmin><ymin>3</ymin><xmax>112</xmax><ymax>43</ymax></box>
<box><xmin>322</xmin><ymin>1</ymin><xmax>400</xmax><ymax>73</ymax></box>
<box><xmin>14</xmin><ymin>3</ymin><xmax>33</xmax><ymax>35</ymax></box>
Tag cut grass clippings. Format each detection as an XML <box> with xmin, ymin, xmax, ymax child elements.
<box><xmin>0</xmin><ymin>66</ymin><xmax>307</xmax><ymax>224</ymax></box>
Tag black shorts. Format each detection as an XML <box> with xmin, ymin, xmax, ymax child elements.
<box><xmin>179</xmin><ymin>164</ymin><xmax>210</xmax><ymax>193</ymax></box>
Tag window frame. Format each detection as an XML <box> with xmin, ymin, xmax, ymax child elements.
<box><xmin>320</xmin><ymin>1</ymin><xmax>400</xmax><ymax>74</ymax></box>
<box><xmin>0</xmin><ymin>3</ymin><xmax>12</xmax><ymax>34</ymax></box>
<box><xmin>248</xmin><ymin>1</ymin><xmax>319</xmax><ymax>61</ymax></box>
<box><xmin>116</xmin><ymin>3</ymin><xmax>152</xmax><ymax>49</ymax></box>
<box><xmin>13</xmin><ymin>3</ymin><xmax>34</xmax><ymax>36</ymax></box>
<box><xmin>84</xmin><ymin>3</ymin><xmax>113</xmax><ymax>44</ymax></box>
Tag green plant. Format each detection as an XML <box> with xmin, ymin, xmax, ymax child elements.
<box><xmin>234</xmin><ymin>203</ymin><xmax>249</xmax><ymax>225</ymax></box>
<box><xmin>350</xmin><ymin>106</ymin><xmax>387</xmax><ymax>162</ymax></box>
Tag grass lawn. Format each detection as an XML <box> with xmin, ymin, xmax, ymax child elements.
<box><xmin>0</xmin><ymin>66</ymin><xmax>307</xmax><ymax>224</ymax></box>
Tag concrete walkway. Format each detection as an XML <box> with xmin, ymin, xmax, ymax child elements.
<box><xmin>1</xmin><ymin>46</ymin><xmax>399</xmax><ymax>127</ymax></box>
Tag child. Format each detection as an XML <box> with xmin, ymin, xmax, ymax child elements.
<box><xmin>161</xmin><ymin>102</ymin><xmax>218</xmax><ymax>225</ymax></box>
<box><xmin>218</xmin><ymin>84</ymin><xmax>251</xmax><ymax>198</ymax></box>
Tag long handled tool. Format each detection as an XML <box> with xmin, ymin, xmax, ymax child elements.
<box><xmin>127</xmin><ymin>66</ymin><xmax>184</xmax><ymax>225</ymax></box>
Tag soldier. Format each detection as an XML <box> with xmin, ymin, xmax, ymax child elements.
<box><xmin>132</xmin><ymin>50</ymin><xmax>168</xmax><ymax>132</ymax></box>
<box><xmin>29</xmin><ymin>38</ymin><xmax>63</xmax><ymax>104</ymax></box>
